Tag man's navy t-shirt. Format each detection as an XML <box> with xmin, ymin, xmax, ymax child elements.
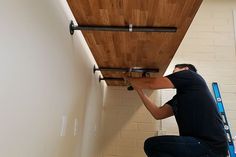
<box><xmin>165</xmin><ymin>70</ymin><xmax>228</xmax><ymax>155</ymax></box>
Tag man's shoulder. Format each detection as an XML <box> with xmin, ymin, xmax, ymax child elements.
<box><xmin>165</xmin><ymin>70</ymin><xmax>205</xmax><ymax>89</ymax></box>
<box><xmin>166</xmin><ymin>70</ymin><xmax>197</xmax><ymax>78</ymax></box>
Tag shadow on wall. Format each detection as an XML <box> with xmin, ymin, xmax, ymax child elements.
<box><xmin>66</xmin><ymin>31</ymin><xmax>106</xmax><ymax>157</ymax></box>
<box><xmin>80</xmin><ymin>75</ymin><xmax>105</xmax><ymax>157</ymax></box>
<box><xmin>48</xmin><ymin>1</ymin><xmax>107</xmax><ymax>155</ymax></box>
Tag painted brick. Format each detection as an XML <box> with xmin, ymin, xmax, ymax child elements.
<box><xmin>214</xmin><ymin>38</ymin><xmax>235</xmax><ymax>46</ymax></box>
<box><xmin>130</xmin><ymin>112</ymin><xmax>156</xmax><ymax>123</ymax></box>
<box><xmin>118</xmin><ymin>147</ymin><xmax>145</xmax><ymax>157</ymax></box>
<box><xmin>120</xmin><ymin>130</ymin><xmax>155</xmax><ymax>140</ymax></box>
<box><xmin>214</xmin><ymin>25</ymin><xmax>234</xmax><ymax>32</ymax></box>
<box><xmin>121</xmin><ymin>123</ymin><xmax>138</xmax><ymax>131</ymax></box>
<box><xmin>137</xmin><ymin>123</ymin><xmax>158</xmax><ymax>132</ymax></box>
<box><xmin>220</xmin><ymin>85</ymin><xmax>236</xmax><ymax>93</ymax></box>
<box><xmin>117</xmin><ymin>139</ymin><xmax>136</xmax><ymax>148</ymax></box>
<box><xmin>178</xmin><ymin>45</ymin><xmax>215</xmax><ymax>53</ymax></box>
<box><xmin>190</xmin><ymin>25</ymin><xmax>214</xmax><ymax>32</ymax></box>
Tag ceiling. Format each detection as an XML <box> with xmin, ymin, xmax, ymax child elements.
<box><xmin>67</xmin><ymin>0</ymin><xmax>202</xmax><ymax>86</ymax></box>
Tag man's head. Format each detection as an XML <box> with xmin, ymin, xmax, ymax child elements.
<box><xmin>173</xmin><ymin>64</ymin><xmax>197</xmax><ymax>73</ymax></box>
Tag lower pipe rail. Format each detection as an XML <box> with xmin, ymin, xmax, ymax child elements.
<box><xmin>95</xmin><ymin>65</ymin><xmax>157</xmax><ymax>90</ymax></box>
<box><xmin>93</xmin><ymin>65</ymin><xmax>159</xmax><ymax>74</ymax></box>
<box><xmin>99</xmin><ymin>76</ymin><xmax>124</xmax><ymax>82</ymax></box>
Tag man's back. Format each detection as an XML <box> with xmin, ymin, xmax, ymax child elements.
<box><xmin>166</xmin><ymin>70</ymin><xmax>228</xmax><ymax>155</ymax></box>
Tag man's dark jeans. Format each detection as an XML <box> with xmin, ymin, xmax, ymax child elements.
<box><xmin>144</xmin><ymin>135</ymin><xmax>226</xmax><ymax>157</ymax></box>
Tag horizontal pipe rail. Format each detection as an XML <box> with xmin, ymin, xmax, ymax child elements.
<box><xmin>70</xmin><ymin>21</ymin><xmax>177</xmax><ymax>35</ymax></box>
<box><xmin>93</xmin><ymin>65</ymin><xmax>159</xmax><ymax>74</ymax></box>
<box><xmin>99</xmin><ymin>76</ymin><xmax>124</xmax><ymax>82</ymax></box>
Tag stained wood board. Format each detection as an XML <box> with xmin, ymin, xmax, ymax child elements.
<box><xmin>67</xmin><ymin>0</ymin><xmax>202</xmax><ymax>86</ymax></box>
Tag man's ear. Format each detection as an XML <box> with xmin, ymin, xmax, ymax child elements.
<box><xmin>185</xmin><ymin>67</ymin><xmax>189</xmax><ymax>70</ymax></box>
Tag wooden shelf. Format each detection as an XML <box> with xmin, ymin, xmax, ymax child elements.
<box><xmin>67</xmin><ymin>0</ymin><xmax>202</xmax><ymax>86</ymax></box>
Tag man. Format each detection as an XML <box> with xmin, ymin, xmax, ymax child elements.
<box><xmin>125</xmin><ymin>64</ymin><xmax>228</xmax><ymax>157</ymax></box>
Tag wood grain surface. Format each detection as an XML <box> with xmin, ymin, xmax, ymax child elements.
<box><xmin>67</xmin><ymin>0</ymin><xmax>202</xmax><ymax>86</ymax></box>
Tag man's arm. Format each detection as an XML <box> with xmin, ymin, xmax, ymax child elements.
<box><xmin>128</xmin><ymin>77</ymin><xmax>174</xmax><ymax>90</ymax></box>
<box><xmin>136</xmin><ymin>89</ymin><xmax>174</xmax><ymax>120</ymax></box>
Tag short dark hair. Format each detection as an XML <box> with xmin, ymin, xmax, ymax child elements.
<box><xmin>175</xmin><ymin>64</ymin><xmax>197</xmax><ymax>72</ymax></box>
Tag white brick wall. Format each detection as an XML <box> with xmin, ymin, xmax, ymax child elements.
<box><xmin>99</xmin><ymin>87</ymin><xmax>160</xmax><ymax>157</ymax></box>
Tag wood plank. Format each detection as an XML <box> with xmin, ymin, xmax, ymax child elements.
<box><xmin>67</xmin><ymin>0</ymin><xmax>203</xmax><ymax>86</ymax></box>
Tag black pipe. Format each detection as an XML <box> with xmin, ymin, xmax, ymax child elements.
<box><xmin>93</xmin><ymin>66</ymin><xmax>129</xmax><ymax>73</ymax></box>
<box><xmin>70</xmin><ymin>21</ymin><xmax>177</xmax><ymax>35</ymax></box>
<box><xmin>99</xmin><ymin>76</ymin><xmax>124</xmax><ymax>82</ymax></box>
<box><xmin>93</xmin><ymin>65</ymin><xmax>159</xmax><ymax>74</ymax></box>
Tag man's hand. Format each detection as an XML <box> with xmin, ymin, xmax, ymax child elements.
<box><xmin>123</xmin><ymin>72</ymin><xmax>130</xmax><ymax>82</ymax></box>
<box><xmin>122</xmin><ymin>72</ymin><xmax>128</xmax><ymax>85</ymax></box>
<box><xmin>123</xmin><ymin>72</ymin><xmax>139</xmax><ymax>90</ymax></box>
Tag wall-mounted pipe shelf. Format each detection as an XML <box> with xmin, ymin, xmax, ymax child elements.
<box><xmin>67</xmin><ymin>0</ymin><xmax>202</xmax><ymax>86</ymax></box>
<box><xmin>70</xmin><ymin>21</ymin><xmax>177</xmax><ymax>35</ymax></box>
